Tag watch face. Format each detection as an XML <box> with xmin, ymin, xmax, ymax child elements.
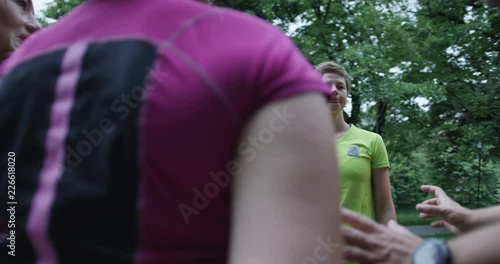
<box><xmin>413</xmin><ymin>239</ymin><xmax>450</xmax><ymax>264</ymax></box>
<box><xmin>414</xmin><ymin>243</ymin><xmax>439</xmax><ymax>264</ymax></box>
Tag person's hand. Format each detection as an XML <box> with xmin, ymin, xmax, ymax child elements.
<box><xmin>416</xmin><ymin>185</ymin><xmax>473</xmax><ymax>234</ymax></box>
<box><xmin>341</xmin><ymin>208</ymin><xmax>422</xmax><ymax>264</ymax></box>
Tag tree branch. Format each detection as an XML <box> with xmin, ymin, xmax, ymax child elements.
<box><xmin>322</xmin><ymin>0</ymin><xmax>333</xmax><ymax>24</ymax></box>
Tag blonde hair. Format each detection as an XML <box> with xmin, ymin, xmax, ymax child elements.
<box><xmin>315</xmin><ymin>61</ymin><xmax>352</xmax><ymax>92</ymax></box>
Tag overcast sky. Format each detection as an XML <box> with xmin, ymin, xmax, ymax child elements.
<box><xmin>34</xmin><ymin>0</ymin><xmax>51</xmax><ymax>16</ymax></box>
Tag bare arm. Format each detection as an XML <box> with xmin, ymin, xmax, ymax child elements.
<box><xmin>341</xmin><ymin>208</ymin><xmax>500</xmax><ymax>264</ymax></box>
<box><xmin>467</xmin><ymin>205</ymin><xmax>500</xmax><ymax>230</ymax></box>
<box><xmin>448</xmin><ymin>222</ymin><xmax>500</xmax><ymax>264</ymax></box>
<box><xmin>417</xmin><ymin>185</ymin><xmax>500</xmax><ymax>233</ymax></box>
<box><xmin>228</xmin><ymin>93</ymin><xmax>341</xmax><ymax>264</ymax></box>
<box><xmin>372</xmin><ymin>167</ymin><xmax>397</xmax><ymax>225</ymax></box>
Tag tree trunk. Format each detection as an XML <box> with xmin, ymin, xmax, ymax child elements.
<box><xmin>374</xmin><ymin>101</ymin><xmax>387</xmax><ymax>135</ymax></box>
<box><xmin>347</xmin><ymin>91</ymin><xmax>361</xmax><ymax>125</ymax></box>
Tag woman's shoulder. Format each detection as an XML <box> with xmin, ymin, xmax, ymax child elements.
<box><xmin>350</xmin><ymin>125</ymin><xmax>382</xmax><ymax>139</ymax></box>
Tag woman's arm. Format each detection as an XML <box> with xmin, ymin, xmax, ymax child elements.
<box><xmin>341</xmin><ymin>208</ymin><xmax>500</xmax><ymax>264</ymax></box>
<box><xmin>469</xmin><ymin>206</ymin><xmax>500</xmax><ymax>230</ymax></box>
<box><xmin>228</xmin><ymin>93</ymin><xmax>341</xmax><ymax>264</ymax></box>
<box><xmin>417</xmin><ymin>185</ymin><xmax>500</xmax><ymax>234</ymax></box>
<box><xmin>372</xmin><ymin>167</ymin><xmax>397</xmax><ymax>225</ymax></box>
<box><xmin>448</xmin><ymin>221</ymin><xmax>500</xmax><ymax>264</ymax></box>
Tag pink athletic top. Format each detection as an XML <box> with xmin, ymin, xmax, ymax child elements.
<box><xmin>0</xmin><ymin>0</ymin><xmax>330</xmax><ymax>263</ymax></box>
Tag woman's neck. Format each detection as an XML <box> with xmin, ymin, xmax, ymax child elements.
<box><xmin>330</xmin><ymin>111</ymin><xmax>350</xmax><ymax>136</ymax></box>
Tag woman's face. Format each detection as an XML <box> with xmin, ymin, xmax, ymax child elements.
<box><xmin>321</xmin><ymin>72</ymin><xmax>349</xmax><ymax>115</ymax></box>
<box><xmin>0</xmin><ymin>0</ymin><xmax>40</xmax><ymax>62</ymax></box>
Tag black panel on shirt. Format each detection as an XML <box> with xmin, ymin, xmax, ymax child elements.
<box><xmin>0</xmin><ymin>39</ymin><xmax>157</xmax><ymax>264</ymax></box>
<box><xmin>0</xmin><ymin>50</ymin><xmax>66</xmax><ymax>263</ymax></box>
<box><xmin>49</xmin><ymin>40</ymin><xmax>157</xmax><ymax>264</ymax></box>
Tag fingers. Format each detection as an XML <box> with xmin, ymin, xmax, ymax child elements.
<box><xmin>431</xmin><ymin>220</ymin><xmax>447</xmax><ymax>228</ymax></box>
<box><xmin>387</xmin><ymin>220</ymin><xmax>414</xmax><ymax>236</ymax></box>
<box><xmin>341</xmin><ymin>226</ymin><xmax>379</xmax><ymax>250</ymax></box>
<box><xmin>416</xmin><ymin>198</ymin><xmax>440</xmax><ymax>217</ymax></box>
<box><xmin>420</xmin><ymin>198</ymin><xmax>439</xmax><ymax>206</ymax></box>
<box><xmin>421</xmin><ymin>185</ymin><xmax>448</xmax><ymax>199</ymax></box>
<box><xmin>416</xmin><ymin>203</ymin><xmax>442</xmax><ymax>216</ymax></box>
<box><xmin>421</xmin><ymin>185</ymin><xmax>438</xmax><ymax>193</ymax></box>
<box><xmin>342</xmin><ymin>246</ymin><xmax>385</xmax><ymax>264</ymax></box>
<box><xmin>341</xmin><ymin>208</ymin><xmax>382</xmax><ymax>233</ymax></box>
<box><xmin>431</xmin><ymin>220</ymin><xmax>460</xmax><ymax>234</ymax></box>
<box><xmin>419</xmin><ymin>212</ymin><xmax>438</xmax><ymax>219</ymax></box>
<box><xmin>416</xmin><ymin>198</ymin><xmax>440</xmax><ymax>219</ymax></box>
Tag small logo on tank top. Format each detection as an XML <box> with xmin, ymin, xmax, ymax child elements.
<box><xmin>347</xmin><ymin>145</ymin><xmax>360</xmax><ymax>157</ymax></box>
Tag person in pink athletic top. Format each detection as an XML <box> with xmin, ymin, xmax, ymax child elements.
<box><xmin>0</xmin><ymin>0</ymin><xmax>341</xmax><ymax>263</ymax></box>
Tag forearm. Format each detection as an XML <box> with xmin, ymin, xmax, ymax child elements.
<box><xmin>372</xmin><ymin>167</ymin><xmax>396</xmax><ymax>225</ymax></box>
<box><xmin>376</xmin><ymin>204</ymin><xmax>397</xmax><ymax>225</ymax></box>
<box><xmin>468</xmin><ymin>205</ymin><xmax>500</xmax><ymax>230</ymax></box>
<box><xmin>448</xmin><ymin>222</ymin><xmax>500</xmax><ymax>264</ymax></box>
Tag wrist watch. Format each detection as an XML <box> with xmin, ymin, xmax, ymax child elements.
<box><xmin>412</xmin><ymin>239</ymin><xmax>452</xmax><ymax>264</ymax></box>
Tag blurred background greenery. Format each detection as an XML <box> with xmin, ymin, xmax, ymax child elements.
<box><xmin>38</xmin><ymin>0</ymin><xmax>499</xmax><ymax>222</ymax></box>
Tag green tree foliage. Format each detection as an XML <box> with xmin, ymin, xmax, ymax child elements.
<box><xmin>40</xmin><ymin>0</ymin><xmax>499</xmax><ymax>208</ymax></box>
<box><xmin>44</xmin><ymin>0</ymin><xmax>84</xmax><ymax>21</ymax></box>
<box><xmin>414</xmin><ymin>0</ymin><xmax>499</xmax><ymax>207</ymax></box>
<box><xmin>390</xmin><ymin>151</ymin><xmax>431</xmax><ymax>207</ymax></box>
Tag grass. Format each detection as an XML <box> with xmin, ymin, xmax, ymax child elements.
<box><xmin>396</xmin><ymin>206</ymin><xmax>455</xmax><ymax>240</ymax></box>
<box><xmin>421</xmin><ymin>233</ymin><xmax>456</xmax><ymax>240</ymax></box>
<box><xmin>396</xmin><ymin>206</ymin><xmax>435</xmax><ymax>226</ymax></box>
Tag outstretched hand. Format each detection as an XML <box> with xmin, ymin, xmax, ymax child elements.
<box><xmin>416</xmin><ymin>185</ymin><xmax>473</xmax><ymax>234</ymax></box>
<box><xmin>341</xmin><ymin>208</ymin><xmax>422</xmax><ymax>264</ymax></box>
